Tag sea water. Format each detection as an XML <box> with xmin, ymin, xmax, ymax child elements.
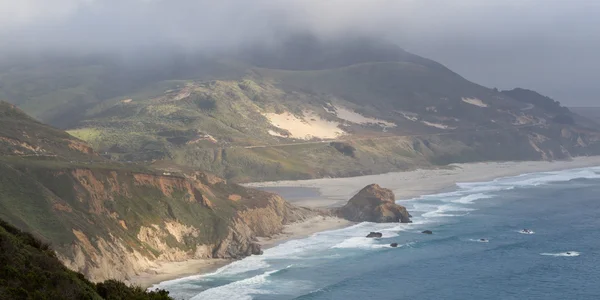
<box><xmin>154</xmin><ymin>166</ymin><xmax>600</xmax><ymax>300</ymax></box>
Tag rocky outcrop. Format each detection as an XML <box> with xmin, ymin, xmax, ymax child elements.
<box><xmin>337</xmin><ymin>184</ymin><xmax>411</xmax><ymax>223</ymax></box>
<box><xmin>366</xmin><ymin>232</ymin><xmax>383</xmax><ymax>238</ymax></box>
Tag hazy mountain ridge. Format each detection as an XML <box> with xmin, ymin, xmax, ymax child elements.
<box><xmin>2</xmin><ymin>37</ymin><xmax>600</xmax><ymax>183</ymax></box>
<box><xmin>66</xmin><ymin>58</ymin><xmax>600</xmax><ymax>181</ymax></box>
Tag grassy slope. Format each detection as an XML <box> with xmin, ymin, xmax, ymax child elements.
<box><xmin>0</xmin><ymin>160</ymin><xmax>237</xmax><ymax>250</ymax></box>
<box><xmin>61</xmin><ymin>61</ymin><xmax>600</xmax><ymax>182</ymax></box>
<box><xmin>3</xmin><ymin>45</ymin><xmax>600</xmax><ymax>183</ymax></box>
<box><xmin>0</xmin><ymin>57</ymin><xmax>248</xmax><ymax>128</ymax></box>
<box><xmin>0</xmin><ymin>103</ymin><xmax>308</xmax><ymax>283</ymax></box>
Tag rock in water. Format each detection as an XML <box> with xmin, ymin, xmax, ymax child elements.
<box><xmin>337</xmin><ymin>184</ymin><xmax>412</xmax><ymax>223</ymax></box>
<box><xmin>422</xmin><ymin>230</ymin><xmax>433</xmax><ymax>234</ymax></box>
<box><xmin>390</xmin><ymin>243</ymin><xmax>399</xmax><ymax>248</ymax></box>
<box><xmin>366</xmin><ymin>232</ymin><xmax>383</xmax><ymax>238</ymax></box>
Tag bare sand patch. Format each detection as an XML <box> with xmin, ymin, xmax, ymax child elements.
<box><xmin>462</xmin><ymin>97</ymin><xmax>488</xmax><ymax>108</ymax></box>
<box><xmin>396</xmin><ymin>110</ymin><xmax>419</xmax><ymax>121</ymax></box>
<box><xmin>422</xmin><ymin>121</ymin><xmax>454</xmax><ymax>129</ymax></box>
<box><xmin>264</xmin><ymin>111</ymin><xmax>345</xmax><ymax>140</ymax></box>
<box><xmin>327</xmin><ymin>105</ymin><xmax>396</xmax><ymax>127</ymax></box>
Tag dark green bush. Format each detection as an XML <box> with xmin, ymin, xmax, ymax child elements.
<box><xmin>0</xmin><ymin>218</ymin><xmax>174</xmax><ymax>300</ymax></box>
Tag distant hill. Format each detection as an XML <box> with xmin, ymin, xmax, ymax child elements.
<box><xmin>239</xmin><ymin>34</ymin><xmax>449</xmax><ymax>71</ymax></box>
<box><xmin>2</xmin><ymin>36</ymin><xmax>600</xmax><ymax>182</ymax></box>
<box><xmin>66</xmin><ymin>60</ymin><xmax>600</xmax><ymax>182</ymax></box>
<box><xmin>570</xmin><ymin>107</ymin><xmax>600</xmax><ymax>124</ymax></box>
<box><xmin>0</xmin><ymin>101</ymin><xmax>99</xmax><ymax>159</ymax></box>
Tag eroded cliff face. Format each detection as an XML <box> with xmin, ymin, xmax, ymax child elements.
<box><xmin>0</xmin><ymin>164</ymin><xmax>315</xmax><ymax>282</ymax></box>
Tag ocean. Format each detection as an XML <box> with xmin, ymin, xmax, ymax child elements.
<box><xmin>154</xmin><ymin>166</ymin><xmax>600</xmax><ymax>300</ymax></box>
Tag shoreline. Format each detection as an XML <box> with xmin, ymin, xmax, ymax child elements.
<box><xmin>247</xmin><ymin>156</ymin><xmax>600</xmax><ymax>208</ymax></box>
<box><xmin>135</xmin><ymin>156</ymin><xmax>600</xmax><ymax>289</ymax></box>
<box><xmin>133</xmin><ymin>216</ymin><xmax>353</xmax><ymax>289</ymax></box>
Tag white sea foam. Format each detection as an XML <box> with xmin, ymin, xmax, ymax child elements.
<box><xmin>457</xmin><ymin>167</ymin><xmax>600</xmax><ymax>193</ymax></box>
<box><xmin>540</xmin><ymin>251</ymin><xmax>580</xmax><ymax>257</ymax></box>
<box><xmin>190</xmin><ymin>269</ymin><xmax>280</xmax><ymax>300</ymax></box>
<box><xmin>422</xmin><ymin>204</ymin><xmax>474</xmax><ymax>218</ymax></box>
<box><xmin>518</xmin><ymin>230</ymin><xmax>535</xmax><ymax>235</ymax></box>
<box><xmin>149</xmin><ymin>256</ymin><xmax>271</xmax><ymax>293</ymax></box>
<box><xmin>332</xmin><ymin>238</ymin><xmax>413</xmax><ymax>250</ymax></box>
<box><xmin>452</xmin><ymin>193</ymin><xmax>493</xmax><ymax>204</ymax></box>
<box><xmin>331</xmin><ymin>237</ymin><xmax>376</xmax><ymax>249</ymax></box>
<box><xmin>469</xmin><ymin>238</ymin><xmax>490</xmax><ymax>243</ymax></box>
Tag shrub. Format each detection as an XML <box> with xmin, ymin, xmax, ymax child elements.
<box><xmin>330</xmin><ymin>142</ymin><xmax>356</xmax><ymax>158</ymax></box>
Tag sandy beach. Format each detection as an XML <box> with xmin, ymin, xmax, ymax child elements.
<box><xmin>135</xmin><ymin>156</ymin><xmax>600</xmax><ymax>288</ymax></box>
<box><xmin>130</xmin><ymin>259</ymin><xmax>231</xmax><ymax>289</ymax></box>
<box><xmin>248</xmin><ymin>157</ymin><xmax>600</xmax><ymax>208</ymax></box>
<box><xmin>132</xmin><ymin>216</ymin><xmax>352</xmax><ymax>288</ymax></box>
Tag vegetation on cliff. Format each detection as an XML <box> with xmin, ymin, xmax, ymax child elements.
<box><xmin>0</xmin><ymin>103</ymin><xmax>315</xmax><ymax>282</ymax></box>
<box><xmin>0</xmin><ymin>218</ymin><xmax>172</xmax><ymax>300</ymax></box>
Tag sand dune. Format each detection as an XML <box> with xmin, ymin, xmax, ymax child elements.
<box><xmin>264</xmin><ymin>111</ymin><xmax>345</xmax><ymax>139</ymax></box>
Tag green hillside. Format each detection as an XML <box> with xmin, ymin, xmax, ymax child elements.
<box><xmin>64</xmin><ymin>62</ymin><xmax>600</xmax><ymax>182</ymax></box>
<box><xmin>3</xmin><ymin>38</ymin><xmax>600</xmax><ymax>182</ymax></box>
<box><xmin>0</xmin><ymin>102</ymin><xmax>314</xmax><ymax>283</ymax></box>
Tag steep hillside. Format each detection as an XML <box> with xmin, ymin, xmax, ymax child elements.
<box><xmin>0</xmin><ymin>103</ymin><xmax>315</xmax><ymax>282</ymax></box>
<box><xmin>0</xmin><ymin>218</ymin><xmax>172</xmax><ymax>299</ymax></box>
<box><xmin>3</xmin><ymin>37</ymin><xmax>600</xmax><ymax>182</ymax></box>
<box><xmin>0</xmin><ymin>54</ymin><xmax>246</xmax><ymax>128</ymax></box>
<box><xmin>66</xmin><ymin>65</ymin><xmax>600</xmax><ymax>182</ymax></box>
<box><xmin>0</xmin><ymin>101</ymin><xmax>98</xmax><ymax>159</ymax></box>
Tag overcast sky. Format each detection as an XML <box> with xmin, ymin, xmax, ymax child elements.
<box><xmin>1</xmin><ymin>0</ymin><xmax>599</xmax><ymax>106</ymax></box>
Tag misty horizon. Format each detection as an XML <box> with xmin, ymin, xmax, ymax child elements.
<box><xmin>1</xmin><ymin>0</ymin><xmax>599</xmax><ymax>106</ymax></box>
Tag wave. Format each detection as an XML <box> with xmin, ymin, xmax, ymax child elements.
<box><xmin>518</xmin><ymin>230</ymin><xmax>535</xmax><ymax>235</ymax></box>
<box><xmin>452</xmin><ymin>193</ymin><xmax>493</xmax><ymax>204</ymax></box>
<box><xmin>469</xmin><ymin>238</ymin><xmax>490</xmax><ymax>243</ymax></box>
<box><xmin>421</xmin><ymin>204</ymin><xmax>474</xmax><ymax>218</ymax></box>
<box><xmin>456</xmin><ymin>167</ymin><xmax>600</xmax><ymax>193</ymax></box>
<box><xmin>540</xmin><ymin>251</ymin><xmax>580</xmax><ymax>257</ymax></box>
<box><xmin>189</xmin><ymin>269</ymin><xmax>280</xmax><ymax>300</ymax></box>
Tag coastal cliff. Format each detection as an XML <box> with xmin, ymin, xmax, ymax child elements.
<box><xmin>0</xmin><ymin>162</ymin><xmax>316</xmax><ymax>282</ymax></box>
<box><xmin>0</xmin><ymin>102</ymin><xmax>319</xmax><ymax>282</ymax></box>
<box><xmin>336</xmin><ymin>184</ymin><xmax>411</xmax><ymax>223</ymax></box>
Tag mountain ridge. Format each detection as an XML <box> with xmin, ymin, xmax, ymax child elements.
<box><xmin>2</xmin><ymin>37</ymin><xmax>600</xmax><ymax>184</ymax></box>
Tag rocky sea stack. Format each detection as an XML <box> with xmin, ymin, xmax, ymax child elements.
<box><xmin>337</xmin><ymin>184</ymin><xmax>411</xmax><ymax>223</ymax></box>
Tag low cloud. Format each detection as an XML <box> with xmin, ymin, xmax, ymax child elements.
<box><xmin>1</xmin><ymin>0</ymin><xmax>598</xmax><ymax>104</ymax></box>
